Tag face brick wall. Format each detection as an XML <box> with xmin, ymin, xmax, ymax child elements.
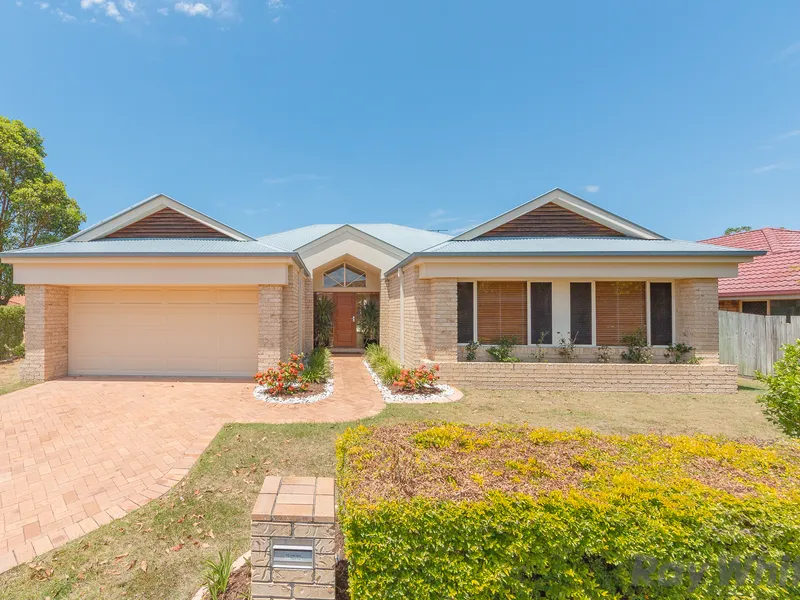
<box><xmin>303</xmin><ymin>273</ymin><xmax>314</xmax><ymax>354</ymax></box>
<box><xmin>20</xmin><ymin>285</ymin><xmax>69</xmax><ymax>382</ymax></box>
<box><xmin>380</xmin><ymin>276</ymin><xmax>401</xmax><ymax>362</ymax></box>
<box><xmin>437</xmin><ymin>362</ymin><xmax>738</xmax><ymax>394</ymax></box>
<box><xmin>258</xmin><ymin>284</ymin><xmax>283</xmax><ymax>370</ymax></box>
<box><xmin>281</xmin><ymin>265</ymin><xmax>300</xmax><ymax>359</ymax></box>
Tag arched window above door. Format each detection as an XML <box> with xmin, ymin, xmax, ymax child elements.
<box><xmin>323</xmin><ymin>263</ymin><xmax>367</xmax><ymax>288</ymax></box>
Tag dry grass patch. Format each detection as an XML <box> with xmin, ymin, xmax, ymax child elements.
<box><xmin>339</xmin><ymin>423</ymin><xmax>800</xmax><ymax>504</ymax></box>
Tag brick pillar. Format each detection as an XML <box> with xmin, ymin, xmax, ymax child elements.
<box><xmin>20</xmin><ymin>285</ymin><xmax>69</xmax><ymax>382</ymax></box>
<box><xmin>430</xmin><ymin>278</ymin><xmax>458</xmax><ymax>361</ymax></box>
<box><xmin>259</xmin><ymin>285</ymin><xmax>283</xmax><ymax>370</ymax></box>
<box><xmin>281</xmin><ymin>266</ymin><xmax>300</xmax><ymax>360</ymax></box>
<box><xmin>251</xmin><ymin>476</ymin><xmax>336</xmax><ymax>600</ymax></box>
<box><xmin>303</xmin><ymin>274</ymin><xmax>314</xmax><ymax>354</ymax></box>
<box><xmin>675</xmin><ymin>278</ymin><xmax>720</xmax><ymax>362</ymax></box>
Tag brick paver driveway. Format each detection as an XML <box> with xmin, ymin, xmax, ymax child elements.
<box><xmin>0</xmin><ymin>356</ymin><xmax>383</xmax><ymax>572</ymax></box>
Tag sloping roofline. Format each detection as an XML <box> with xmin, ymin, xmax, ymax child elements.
<box><xmin>66</xmin><ymin>194</ymin><xmax>255</xmax><ymax>242</ymax></box>
<box><xmin>452</xmin><ymin>188</ymin><xmax>665</xmax><ymax>241</ymax></box>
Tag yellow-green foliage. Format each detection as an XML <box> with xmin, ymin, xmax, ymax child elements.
<box><xmin>337</xmin><ymin>424</ymin><xmax>800</xmax><ymax>599</ymax></box>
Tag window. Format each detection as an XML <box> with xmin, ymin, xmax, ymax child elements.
<box><xmin>742</xmin><ymin>301</ymin><xmax>767</xmax><ymax>316</ymax></box>
<box><xmin>323</xmin><ymin>263</ymin><xmax>366</xmax><ymax>288</ymax></box>
<box><xmin>649</xmin><ymin>283</ymin><xmax>673</xmax><ymax>345</ymax></box>
<box><xmin>770</xmin><ymin>300</ymin><xmax>800</xmax><ymax>317</ymax></box>
<box><xmin>530</xmin><ymin>283</ymin><xmax>553</xmax><ymax>345</ymax></box>
<box><xmin>595</xmin><ymin>281</ymin><xmax>647</xmax><ymax>346</ymax></box>
<box><xmin>570</xmin><ymin>283</ymin><xmax>593</xmax><ymax>345</ymax></box>
<box><xmin>457</xmin><ymin>282</ymin><xmax>474</xmax><ymax>343</ymax></box>
<box><xmin>477</xmin><ymin>281</ymin><xmax>527</xmax><ymax>344</ymax></box>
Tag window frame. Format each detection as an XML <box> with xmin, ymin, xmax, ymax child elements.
<box><xmin>455</xmin><ymin>279</ymin><xmax>676</xmax><ymax>348</ymax></box>
<box><xmin>322</xmin><ymin>262</ymin><xmax>367</xmax><ymax>289</ymax></box>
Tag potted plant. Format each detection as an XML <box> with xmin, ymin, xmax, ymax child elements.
<box><xmin>314</xmin><ymin>295</ymin><xmax>335</xmax><ymax>347</ymax></box>
<box><xmin>358</xmin><ymin>300</ymin><xmax>380</xmax><ymax>347</ymax></box>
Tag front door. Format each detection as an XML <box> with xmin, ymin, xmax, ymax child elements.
<box><xmin>333</xmin><ymin>293</ymin><xmax>357</xmax><ymax>347</ymax></box>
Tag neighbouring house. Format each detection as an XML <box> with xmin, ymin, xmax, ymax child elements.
<box><xmin>701</xmin><ymin>228</ymin><xmax>800</xmax><ymax>318</ymax></box>
<box><xmin>0</xmin><ymin>189</ymin><xmax>761</xmax><ymax>392</ymax></box>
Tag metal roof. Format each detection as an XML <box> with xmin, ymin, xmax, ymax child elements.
<box><xmin>259</xmin><ymin>224</ymin><xmax>452</xmax><ymax>254</ymax></box>
<box><xmin>386</xmin><ymin>237</ymin><xmax>765</xmax><ymax>274</ymax></box>
<box><xmin>0</xmin><ymin>238</ymin><xmax>291</xmax><ymax>257</ymax></box>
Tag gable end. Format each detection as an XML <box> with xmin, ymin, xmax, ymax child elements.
<box><xmin>102</xmin><ymin>208</ymin><xmax>234</xmax><ymax>239</ymax></box>
<box><xmin>478</xmin><ymin>202</ymin><xmax>629</xmax><ymax>238</ymax></box>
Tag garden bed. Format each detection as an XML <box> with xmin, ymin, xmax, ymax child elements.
<box><xmin>254</xmin><ymin>378</ymin><xmax>334</xmax><ymax>404</ymax></box>
<box><xmin>362</xmin><ymin>359</ymin><xmax>457</xmax><ymax>403</ymax></box>
<box><xmin>253</xmin><ymin>348</ymin><xmax>334</xmax><ymax>404</ymax></box>
<box><xmin>337</xmin><ymin>423</ymin><xmax>800</xmax><ymax>598</ymax></box>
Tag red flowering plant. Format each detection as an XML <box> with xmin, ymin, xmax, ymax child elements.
<box><xmin>392</xmin><ymin>364</ymin><xmax>441</xmax><ymax>392</ymax></box>
<box><xmin>254</xmin><ymin>353</ymin><xmax>309</xmax><ymax>396</ymax></box>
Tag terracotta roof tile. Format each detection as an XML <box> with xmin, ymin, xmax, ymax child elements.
<box><xmin>700</xmin><ymin>228</ymin><xmax>800</xmax><ymax>297</ymax></box>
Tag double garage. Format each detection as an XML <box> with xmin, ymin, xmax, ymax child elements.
<box><xmin>68</xmin><ymin>286</ymin><xmax>259</xmax><ymax>377</ymax></box>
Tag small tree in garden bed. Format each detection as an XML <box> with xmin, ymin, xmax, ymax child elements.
<box><xmin>393</xmin><ymin>364</ymin><xmax>441</xmax><ymax>392</ymax></box>
<box><xmin>254</xmin><ymin>353</ymin><xmax>309</xmax><ymax>395</ymax></box>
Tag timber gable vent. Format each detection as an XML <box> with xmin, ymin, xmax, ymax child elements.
<box><xmin>102</xmin><ymin>208</ymin><xmax>234</xmax><ymax>239</ymax></box>
<box><xmin>478</xmin><ymin>202</ymin><xmax>629</xmax><ymax>238</ymax></box>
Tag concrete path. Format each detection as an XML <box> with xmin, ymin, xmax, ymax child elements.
<box><xmin>0</xmin><ymin>355</ymin><xmax>383</xmax><ymax>572</ymax></box>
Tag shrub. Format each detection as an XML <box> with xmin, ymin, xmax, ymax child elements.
<box><xmin>357</xmin><ymin>300</ymin><xmax>380</xmax><ymax>346</ymax></box>
<box><xmin>338</xmin><ymin>424</ymin><xmax>800</xmax><ymax>599</ymax></box>
<box><xmin>531</xmin><ymin>331</ymin><xmax>548</xmax><ymax>362</ymax></box>
<box><xmin>464</xmin><ymin>340</ymin><xmax>480</xmax><ymax>362</ymax></box>
<box><xmin>314</xmin><ymin>295</ymin><xmax>335</xmax><ymax>347</ymax></box>
<box><xmin>556</xmin><ymin>331</ymin><xmax>577</xmax><ymax>362</ymax></box>
<box><xmin>665</xmin><ymin>342</ymin><xmax>698</xmax><ymax>364</ymax></box>
<box><xmin>254</xmin><ymin>353</ymin><xmax>309</xmax><ymax>395</ymax></box>
<box><xmin>0</xmin><ymin>305</ymin><xmax>24</xmax><ymax>360</ymax></box>
<box><xmin>621</xmin><ymin>327</ymin><xmax>652</xmax><ymax>363</ymax></box>
<box><xmin>756</xmin><ymin>340</ymin><xmax>800</xmax><ymax>438</ymax></box>
<box><xmin>595</xmin><ymin>344</ymin><xmax>612</xmax><ymax>363</ymax></box>
<box><xmin>485</xmin><ymin>336</ymin><xmax>519</xmax><ymax>363</ymax></box>
<box><xmin>302</xmin><ymin>347</ymin><xmax>332</xmax><ymax>384</ymax></box>
<box><xmin>393</xmin><ymin>364</ymin><xmax>440</xmax><ymax>392</ymax></box>
<box><xmin>202</xmin><ymin>549</ymin><xmax>234</xmax><ymax>600</ymax></box>
<box><xmin>364</xmin><ymin>344</ymin><xmax>403</xmax><ymax>385</ymax></box>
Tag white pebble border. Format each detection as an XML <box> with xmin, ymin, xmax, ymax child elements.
<box><xmin>254</xmin><ymin>377</ymin><xmax>334</xmax><ymax>404</ymax></box>
<box><xmin>191</xmin><ymin>551</ymin><xmax>251</xmax><ymax>600</ymax></box>
<box><xmin>363</xmin><ymin>360</ymin><xmax>458</xmax><ymax>404</ymax></box>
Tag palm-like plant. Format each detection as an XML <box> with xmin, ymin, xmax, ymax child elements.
<box><xmin>314</xmin><ymin>295</ymin><xmax>335</xmax><ymax>347</ymax></box>
<box><xmin>358</xmin><ymin>300</ymin><xmax>380</xmax><ymax>346</ymax></box>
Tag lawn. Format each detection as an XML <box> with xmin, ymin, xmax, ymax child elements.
<box><xmin>0</xmin><ymin>360</ymin><xmax>31</xmax><ymax>396</ymax></box>
<box><xmin>0</xmin><ymin>380</ymin><xmax>785</xmax><ymax>600</ymax></box>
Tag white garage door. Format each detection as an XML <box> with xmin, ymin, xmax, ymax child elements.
<box><xmin>69</xmin><ymin>287</ymin><xmax>258</xmax><ymax>377</ymax></box>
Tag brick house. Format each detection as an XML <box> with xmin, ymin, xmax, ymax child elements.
<box><xmin>0</xmin><ymin>189</ymin><xmax>760</xmax><ymax>392</ymax></box>
<box><xmin>701</xmin><ymin>228</ymin><xmax>800</xmax><ymax>317</ymax></box>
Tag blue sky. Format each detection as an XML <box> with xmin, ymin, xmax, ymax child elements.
<box><xmin>2</xmin><ymin>1</ymin><xmax>800</xmax><ymax>241</ymax></box>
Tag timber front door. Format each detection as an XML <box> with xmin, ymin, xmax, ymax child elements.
<box><xmin>333</xmin><ymin>294</ymin><xmax>357</xmax><ymax>347</ymax></box>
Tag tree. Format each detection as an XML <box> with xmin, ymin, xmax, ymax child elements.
<box><xmin>756</xmin><ymin>341</ymin><xmax>800</xmax><ymax>438</ymax></box>
<box><xmin>0</xmin><ymin>116</ymin><xmax>85</xmax><ymax>304</ymax></box>
<box><xmin>724</xmin><ymin>225</ymin><xmax>752</xmax><ymax>235</ymax></box>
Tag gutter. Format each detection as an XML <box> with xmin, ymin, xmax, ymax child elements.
<box><xmin>0</xmin><ymin>251</ymin><xmax>311</xmax><ymax>277</ymax></box>
<box><xmin>385</xmin><ymin>249</ymin><xmax>766</xmax><ymax>276</ymax></box>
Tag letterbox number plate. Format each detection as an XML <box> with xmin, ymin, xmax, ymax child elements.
<box><xmin>272</xmin><ymin>540</ymin><xmax>314</xmax><ymax>569</ymax></box>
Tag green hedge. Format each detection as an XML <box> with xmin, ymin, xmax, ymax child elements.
<box><xmin>337</xmin><ymin>424</ymin><xmax>800</xmax><ymax>599</ymax></box>
<box><xmin>0</xmin><ymin>305</ymin><xmax>24</xmax><ymax>359</ymax></box>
